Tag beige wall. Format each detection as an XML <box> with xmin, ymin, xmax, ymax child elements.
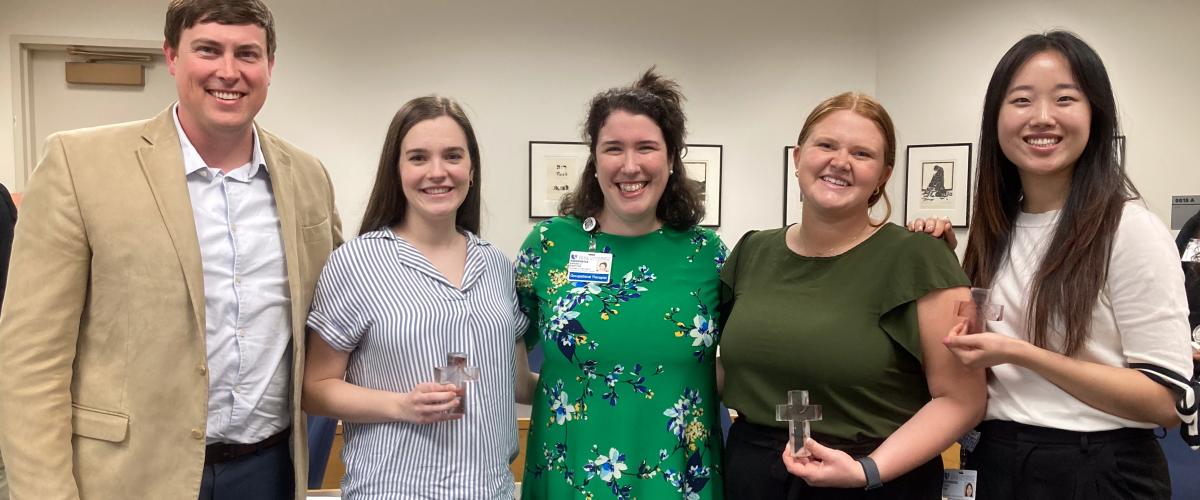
<box><xmin>875</xmin><ymin>0</ymin><xmax>1200</xmax><ymax>251</ymax></box>
<box><xmin>2</xmin><ymin>0</ymin><xmax>1197</xmax><ymax>254</ymax></box>
<box><xmin>0</xmin><ymin>0</ymin><xmax>878</xmax><ymax>254</ymax></box>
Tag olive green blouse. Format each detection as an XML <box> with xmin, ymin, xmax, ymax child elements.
<box><xmin>719</xmin><ymin>223</ymin><xmax>969</xmax><ymax>442</ymax></box>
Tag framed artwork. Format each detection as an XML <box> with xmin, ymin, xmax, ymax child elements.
<box><xmin>1115</xmin><ymin>135</ymin><xmax>1126</xmax><ymax>168</ymax></box>
<box><xmin>528</xmin><ymin>141</ymin><xmax>723</xmax><ymax>226</ymax></box>
<box><xmin>682</xmin><ymin>144</ymin><xmax>723</xmax><ymax>227</ymax></box>
<box><xmin>783</xmin><ymin>146</ymin><xmax>802</xmax><ymax>226</ymax></box>
<box><xmin>904</xmin><ymin>143</ymin><xmax>972</xmax><ymax>227</ymax></box>
<box><xmin>528</xmin><ymin>141</ymin><xmax>589</xmax><ymax>218</ymax></box>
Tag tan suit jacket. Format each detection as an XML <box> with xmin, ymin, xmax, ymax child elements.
<box><xmin>0</xmin><ymin>107</ymin><xmax>342</xmax><ymax>499</ymax></box>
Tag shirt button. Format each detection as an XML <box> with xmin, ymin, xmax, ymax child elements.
<box><xmin>238</xmin><ymin>329</ymin><xmax>246</xmax><ymax>337</ymax></box>
<box><xmin>198</xmin><ymin>365</ymin><xmax>207</xmax><ymax>376</ymax></box>
<box><xmin>191</xmin><ymin>428</ymin><xmax>203</xmax><ymax>440</ymax></box>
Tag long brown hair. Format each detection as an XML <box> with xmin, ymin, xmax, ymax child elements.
<box><xmin>559</xmin><ymin>68</ymin><xmax>704</xmax><ymax>230</ymax></box>
<box><xmin>794</xmin><ymin>91</ymin><xmax>896</xmax><ymax>225</ymax></box>
<box><xmin>358</xmin><ymin>96</ymin><xmax>482</xmax><ymax>236</ymax></box>
<box><xmin>964</xmin><ymin>31</ymin><xmax>1137</xmax><ymax>356</ymax></box>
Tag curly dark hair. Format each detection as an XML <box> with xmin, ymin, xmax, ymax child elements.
<box><xmin>558</xmin><ymin>68</ymin><xmax>704</xmax><ymax>230</ymax></box>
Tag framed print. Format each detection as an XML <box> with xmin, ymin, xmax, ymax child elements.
<box><xmin>682</xmin><ymin>144</ymin><xmax>723</xmax><ymax>227</ymax></box>
<box><xmin>783</xmin><ymin>146</ymin><xmax>802</xmax><ymax>226</ymax></box>
<box><xmin>529</xmin><ymin>141</ymin><xmax>723</xmax><ymax>226</ymax></box>
<box><xmin>1115</xmin><ymin>135</ymin><xmax>1126</xmax><ymax>168</ymax></box>
<box><xmin>529</xmin><ymin>141</ymin><xmax>589</xmax><ymax>218</ymax></box>
<box><xmin>904</xmin><ymin>143</ymin><xmax>972</xmax><ymax>227</ymax></box>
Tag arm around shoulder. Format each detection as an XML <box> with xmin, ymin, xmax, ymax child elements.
<box><xmin>514</xmin><ymin>340</ymin><xmax>539</xmax><ymax>405</ymax></box>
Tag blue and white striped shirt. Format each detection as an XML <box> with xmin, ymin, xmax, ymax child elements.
<box><xmin>307</xmin><ymin>229</ymin><xmax>527</xmax><ymax>500</ymax></box>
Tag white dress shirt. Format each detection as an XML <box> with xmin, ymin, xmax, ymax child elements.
<box><xmin>173</xmin><ymin>105</ymin><xmax>292</xmax><ymax>444</ymax></box>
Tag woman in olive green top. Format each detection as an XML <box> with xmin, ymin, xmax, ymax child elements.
<box><xmin>719</xmin><ymin>92</ymin><xmax>986</xmax><ymax>499</ymax></box>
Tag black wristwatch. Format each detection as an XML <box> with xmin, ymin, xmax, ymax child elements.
<box><xmin>855</xmin><ymin>456</ymin><xmax>883</xmax><ymax>490</ymax></box>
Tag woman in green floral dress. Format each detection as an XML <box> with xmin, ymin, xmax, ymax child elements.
<box><xmin>516</xmin><ymin>69</ymin><xmax>726</xmax><ymax>499</ymax></box>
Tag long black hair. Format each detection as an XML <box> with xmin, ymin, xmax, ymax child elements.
<box><xmin>964</xmin><ymin>30</ymin><xmax>1138</xmax><ymax>356</ymax></box>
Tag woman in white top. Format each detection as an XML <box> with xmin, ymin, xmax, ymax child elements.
<box><xmin>943</xmin><ymin>31</ymin><xmax>1194</xmax><ymax>499</ymax></box>
<box><xmin>302</xmin><ymin>96</ymin><xmax>536</xmax><ymax>499</ymax></box>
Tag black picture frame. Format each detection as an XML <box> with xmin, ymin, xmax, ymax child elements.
<box><xmin>903</xmin><ymin>142</ymin><xmax>973</xmax><ymax>227</ymax></box>
<box><xmin>528</xmin><ymin>141</ymin><xmax>723</xmax><ymax>227</ymax></box>
<box><xmin>528</xmin><ymin>141</ymin><xmax>588</xmax><ymax>219</ymax></box>
<box><xmin>782</xmin><ymin>145</ymin><xmax>802</xmax><ymax>226</ymax></box>
<box><xmin>682</xmin><ymin>143</ymin><xmax>723</xmax><ymax>227</ymax></box>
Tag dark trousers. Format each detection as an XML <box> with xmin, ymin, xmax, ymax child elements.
<box><xmin>967</xmin><ymin>420</ymin><xmax>1171</xmax><ymax>500</ymax></box>
<box><xmin>199</xmin><ymin>437</ymin><xmax>295</xmax><ymax>500</ymax></box>
<box><xmin>723</xmin><ymin>420</ymin><xmax>943</xmax><ymax>500</ymax></box>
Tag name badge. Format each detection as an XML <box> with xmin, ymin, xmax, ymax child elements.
<box><xmin>1183</xmin><ymin>238</ymin><xmax>1200</xmax><ymax>262</ymax></box>
<box><xmin>568</xmin><ymin>251</ymin><xmax>613</xmax><ymax>284</ymax></box>
<box><xmin>942</xmin><ymin>469</ymin><xmax>978</xmax><ymax>499</ymax></box>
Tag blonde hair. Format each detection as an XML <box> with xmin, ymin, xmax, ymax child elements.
<box><xmin>795</xmin><ymin>92</ymin><xmax>896</xmax><ymax>223</ymax></box>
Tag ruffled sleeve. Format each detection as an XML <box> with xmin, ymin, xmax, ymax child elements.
<box><xmin>877</xmin><ymin>229</ymin><xmax>971</xmax><ymax>363</ymax></box>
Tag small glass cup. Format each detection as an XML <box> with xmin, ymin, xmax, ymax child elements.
<box><xmin>955</xmin><ymin>287</ymin><xmax>1003</xmax><ymax>334</ymax></box>
<box><xmin>434</xmin><ymin>352</ymin><xmax>479</xmax><ymax>416</ymax></box>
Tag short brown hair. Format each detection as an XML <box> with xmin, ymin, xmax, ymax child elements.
<box><xmin>164</xmin><ymin>0</ymin><xmax>276</xmax><ymax>56</ymax></box>
<box><xmin>795</xmin><ymin>91</ymin><xmax>896</xmax><ymax>222</ymax></box>
<box><xmin>559</xmin><ymin>68</ymin><xmax>704</xmax><ymax>230</ymax></box>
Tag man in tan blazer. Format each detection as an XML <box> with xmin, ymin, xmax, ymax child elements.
<box><xmin>0</xmin><ymin>1</ymin><xmax>341</xmax><ymax>499</ymax></box>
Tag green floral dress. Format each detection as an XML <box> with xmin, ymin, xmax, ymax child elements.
<box><xmin>517</xmin><ymin>216</ymin><xmax>727</xmax><ymax>500</ymax></box>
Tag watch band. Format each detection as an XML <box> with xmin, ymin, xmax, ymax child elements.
<box><xmin>855</xmin><ymin>456</ymin><xmax>883</xmax><ymax>490</ymax></box>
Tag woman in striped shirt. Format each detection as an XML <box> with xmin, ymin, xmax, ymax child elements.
<box><xmin>302</xmin><ymin>96</ymin><xmax>536</xmax><ymax>499</ymax></box>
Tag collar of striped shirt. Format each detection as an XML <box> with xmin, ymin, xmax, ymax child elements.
<box><xmin>363</xmin><ymin>228</ymin><xmax>491</xmax><ymax>290</ymax></box>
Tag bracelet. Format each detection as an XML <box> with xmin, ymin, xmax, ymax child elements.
<box><xmin>855</xmin><ymin>456</ymin><xmax>883</xmax><ymax>490</ymax></box>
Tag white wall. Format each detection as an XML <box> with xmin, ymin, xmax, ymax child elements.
<box><xmin>3</xmin><ymin>0</ymin><xmax>1196</xmax><ymax>255</ymax></box>
<box><xmin>876</xmin><ymin>0</ymin><xmax>1200</xmax><ymax>252</ymax></box>
<box><xmin>0</xmin><ymin>0</ymin><xmax>878</xmax><ymax>254</ymax></box>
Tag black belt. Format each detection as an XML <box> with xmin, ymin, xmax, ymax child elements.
<box><xmin>978</xmin><ymin>420</ymin><xmax>1154</xmax><ymax>446</ymax></box>
<box><xmin>204</xmin><ymin>428</ymin><xmax>290</xmax><ymax>465</ymax></box>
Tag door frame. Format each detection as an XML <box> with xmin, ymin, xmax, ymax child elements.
<box><xmin>10</xmin><ymin>35</ymin><xmax>160</xmax><ymax>189</ymax></box>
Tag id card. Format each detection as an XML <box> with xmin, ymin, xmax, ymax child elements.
<box><xmin>568</xmin><ymin>251</ymin><xmax>613</xmax><ymax>284</ymax></box>
<box><xmin>1183</xmin><ymin>238</ymin><xmax>1200</xmax><ymax>263</ymax></box>
<box><xmin>942</xmin><ymin>469</ymin><xmax>978</xmax><ymax>499</ymax></box>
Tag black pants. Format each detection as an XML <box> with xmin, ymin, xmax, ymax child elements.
<box><xmin>723</xmin><ymin>420</ymin><xmax>943</xmax><ymax>500</ymax></box>
<box><xmin>966</xmin><ymin>420</ymin><xmax>1170</xmax><ymax>500</ymax></box>
<box><xmin>199</xmin><ymin>437</ymin><xmax>295</xmax><ymax>500</ymax></box>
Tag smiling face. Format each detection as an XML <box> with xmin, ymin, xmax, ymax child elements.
<box><xmin>794</xmin><ymin>109</ymin><xmax>891</xmax><ymax>217</ymax></box>
<box><xmin>998</xmin><ymin>50</ymin><xmax>1091</xmax><ymax>185</ymax></box>
<box><xmin>594</xmin><ymin>110</ymin><xmax>671</xmax><ymax>232</ymax></box>
<box><xmin>165</xmin><ymin>21</ymin><xmax>273</xmax><ymax>141</ymax></box>
<box><xmin>398</xmin><ymin>116</ymin><xmax>473</xmax><ymax>226</ymax></box>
